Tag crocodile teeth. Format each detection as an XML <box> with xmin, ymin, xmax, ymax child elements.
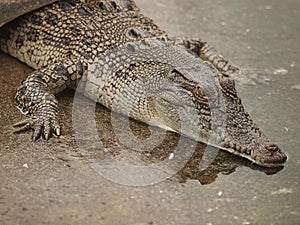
<box><xmin>221</xmin><ymin>138</ymin><xmax>251</xmax><ymax>155</ymax></box>
<box><xmin>235</xmin><ymin>144</ymin><xmax>241</xmax><ymax>151</ymax></box>
<box><xmin>222</xmin><ymin>138</ymin><xmax>230</xmax><ymax>148</ymax></box>
<box><xmin>229</xmin><ymin>141</ymin><xmax>235</xmax><ymax>149</ymax></box>
<box><xmin>241</xmin><ymin>146</ymin><xmax>247</xmax><ymax>153</ymax></box>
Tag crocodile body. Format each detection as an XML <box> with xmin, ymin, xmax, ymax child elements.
<box><xmin>0</xmin><ymin>0</ymin><xmax>287</xmax><ymax>167</ymax></box>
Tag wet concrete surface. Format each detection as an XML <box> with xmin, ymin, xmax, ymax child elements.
<box><xmin>0</xmin><ymin>0</ymin><xmax>300</xmax><ymax>224</ymax></box>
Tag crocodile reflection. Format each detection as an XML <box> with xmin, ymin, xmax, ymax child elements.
<box><xmin>175</xmin><ymin>145</ymin><xmax>283</xmax><ymax>185</ymax></box>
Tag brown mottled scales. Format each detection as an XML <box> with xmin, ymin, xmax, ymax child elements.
<box><xmin>0</xmin><ymin>0</ymin><xmax>287</xmax><ymax>167</ymax></box>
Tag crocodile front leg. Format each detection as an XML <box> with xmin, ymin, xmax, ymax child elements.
<box><xmin>172</xmin><ymin>37</ymin><xmax>239</xmax><ymax>76</ymax></box>
<box><xmin>14</xmin><ymin>59</ymin><xmax>84</xmax><ymax>140</ymax></box>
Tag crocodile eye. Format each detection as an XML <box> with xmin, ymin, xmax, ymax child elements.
<box><xmin>219</xmin><ymin>75</ymin><xmax>238</xmax><ymax>98</ymax></box>
<box><xmin>168</xmin><ymin>69</ymin><xmax>191</xmax><ymax>83</ymax></box>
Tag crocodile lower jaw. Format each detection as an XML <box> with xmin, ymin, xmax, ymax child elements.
<box><xmin>218</xmin><ymin>145</ymin><xmax>284</xmax><ymax>167</ymax></box>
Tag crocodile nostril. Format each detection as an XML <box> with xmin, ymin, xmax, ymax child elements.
<box><xmin>265</xmin><ymin>143</ymin><xmax>279</xmax><ymax>152</ymax></box>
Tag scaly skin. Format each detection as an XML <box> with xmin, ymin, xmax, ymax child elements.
<box><xmin>0</xmin><ymin>0</ymin><xmax>287</xmax><ymax>167</ymax></box>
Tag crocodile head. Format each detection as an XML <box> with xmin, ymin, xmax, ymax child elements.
<box><xmin>88</xmin><ymin>42</ymin><xmax>287</xmax><ymax>167</ymax></box>
<box><xmin>146</xmin><ymin>62</ymin><xmax>288</xmax><ymax>167</ymax></box>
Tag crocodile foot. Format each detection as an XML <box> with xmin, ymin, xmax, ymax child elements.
<box><xmin>13</xmin><ymin>106</ymin><xmax>61</xmax><ymax>141</ymax></box>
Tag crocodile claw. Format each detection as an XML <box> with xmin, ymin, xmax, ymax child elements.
<box><xmin>13</xmin><ymin>118</ymin><xmax>34</xmax><ymax>132</ymax></box>
<box><xmin>13</xmin><ymin>113</ymin><xmax>61</xmax><ymax>141</ymax></box>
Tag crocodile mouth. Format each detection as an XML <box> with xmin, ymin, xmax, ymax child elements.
<box><xmin>219</xmin><ymin>138</ymin><xmax>288</xmax><ymax>167</ymax></box>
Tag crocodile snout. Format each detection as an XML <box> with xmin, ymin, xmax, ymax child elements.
<box><xmin>253</xmin><ymin>142</ymin><xmax>288</xmax><ymax>166</ymax></box>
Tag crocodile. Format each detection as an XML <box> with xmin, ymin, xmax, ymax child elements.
<box><xmin>0</xmin><ymin>0</ymin><xmax>287</xmax><ymax>167</ymax></box>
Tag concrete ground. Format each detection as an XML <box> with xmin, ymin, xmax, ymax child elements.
<box><xmin>0</xmin><ymin>0</ymin><xmax>299</xmax><ymax>224</ymax></box>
